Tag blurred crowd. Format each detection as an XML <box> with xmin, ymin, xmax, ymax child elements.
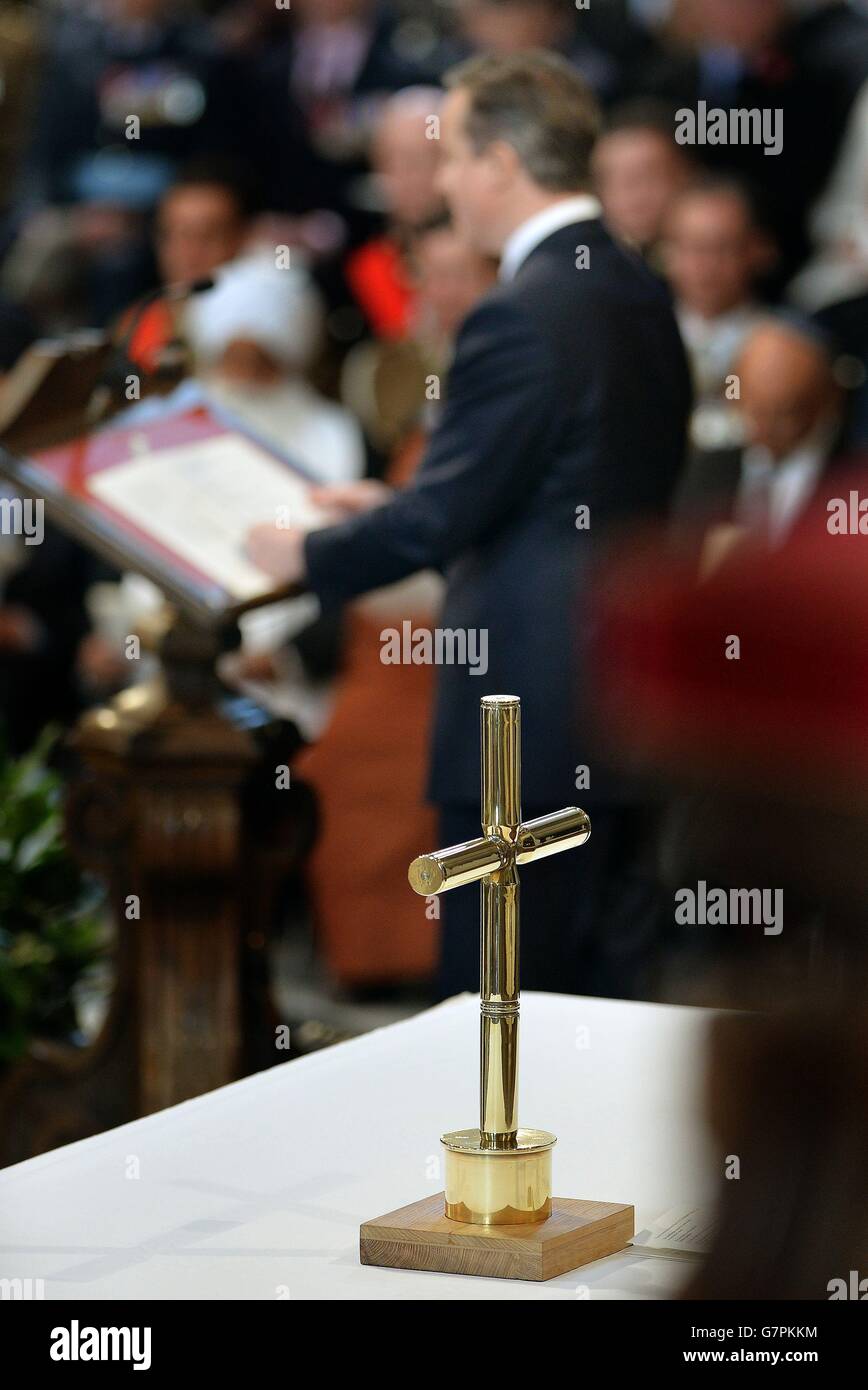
<box><xmin>0</xmin><ymin>0</ymin><xmax>867</xmax><ymax>989</ymax></box>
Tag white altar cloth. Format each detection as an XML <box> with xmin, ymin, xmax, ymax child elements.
<box><xmin>0</xmin><ymin>992</ymin><xmax>718</xmax><ymax>1300</ymax></box>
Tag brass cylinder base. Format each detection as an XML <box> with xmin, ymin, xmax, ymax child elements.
<box><xmin>441</xmin><ymin>1128</ymin><xmax>556</xmax><ymax>1225</ymax></box>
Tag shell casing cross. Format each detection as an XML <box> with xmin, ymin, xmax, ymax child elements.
<box><xmin>408</xmin><ymin>695</ymin><xmax>590</xmax><ymax>1149</ymax></box>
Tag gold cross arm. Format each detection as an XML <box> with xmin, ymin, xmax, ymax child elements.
<box><xmin>408</xmin><ymin>805</ymin><xmax>590</xmax><ymax>897</ymax></box>
<box><xmin>407</xmin><ymin>695</ymin><xmax>590</xmax><ymax>1150</ymax></box>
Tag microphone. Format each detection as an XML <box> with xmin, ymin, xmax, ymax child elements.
<box><xmin>86</xmin><ymin>275</ymin><xmax>217</xmax><ymax>426</ymax></box>
<box><xmin>165</xmin><ymin>276</ymin><xmax>216</xmax><ymax>301</ymax></box>
<box><xmin>114</xmin><ymin>275</ymin><xmax>216</xmax><ymax>372</ymax></box>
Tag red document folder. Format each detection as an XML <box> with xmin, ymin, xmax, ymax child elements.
<box><xmin>6</xmin><ymin>404</ymin><xmax>309</xmax><ymax>624</ymax></box>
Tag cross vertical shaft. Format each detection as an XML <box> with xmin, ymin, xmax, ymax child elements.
<box><xmin>408</xmin><ymin>693</ymin><xmax>591</xmax><ymax>1224</ymax></box>
<box><xmin>480</xmin><ymin>695</ymin><xmax>520</xmax><ymax>1146</ymax></box>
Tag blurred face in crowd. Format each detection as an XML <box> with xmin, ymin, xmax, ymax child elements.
<box><xmin>460</xmin><ymin>0</ymin><xmax>572</xmax><ymax>56</ymax></box>
<box><xmin>593</xmin><ymin>127</ymin><xmax>691</xmax><ymax>252</ymax></box>
<box><xmin>687</xmin><ymin>0</ymin><xmax>785</xmax><ymax>54</ymax></box>
<box><xmin>214</xmin><ymin>339</ymin><xmax>284</xmax><ymax>389</ymax></box>
<box><xmin>156</xmin><ymin>184</ymin><xmax>248</xmax><ymax>288</ymax></box>
<box><xmin>736</xmin><ymin>326</ymin><xmax>839</xmax><ymax>462</ymax></box>
<box><xmin>663</xmin><ymin>188</ymin><xmax>771</xmax><ymax>319</ymax></box>
<box><xmin>411</xmin><ymin>225</ymin><xmax>498</xmax><ymax>341</ymax></box>
<box><xmin>374</xmin><ymin>98</ymin><xmax>446</xmax><ymax>229</ymax></box>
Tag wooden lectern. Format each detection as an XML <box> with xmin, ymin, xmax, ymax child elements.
<box><xmin>0</xmin><ymin>353</ymin><xmax>314</xmax><ymax>1162</ymax></box>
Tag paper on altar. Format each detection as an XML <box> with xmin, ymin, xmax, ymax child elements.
<box><xmin>87</xmin><ymin>432</ymin><xmax>327</xmax><ymax>599</ymax></box>
<box><xmin>631</xmin><ymin>1205</ymin><xmax>717</xmax><ymax>1258</ymax></box>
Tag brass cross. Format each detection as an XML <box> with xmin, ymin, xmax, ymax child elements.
<box><xmin>408</xmin><ymin>694</ymin><xmax>590</xmax><ymax>1224</ymax></box>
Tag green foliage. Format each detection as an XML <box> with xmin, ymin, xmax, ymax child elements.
<box><xmin>0</xmin><ymin>731</ymin><xmax>104</xmax><ymax>1062</ymax></box>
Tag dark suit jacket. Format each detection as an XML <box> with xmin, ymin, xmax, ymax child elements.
<box><xmin>305</xmin><ymin>218</ymin><xmax>691</xmax><ymax>807</ymax></box>
<box><xmin>672</xmin><ymin>445</ymin><xmax>745</xmax><ymax>542</ymax></box>
<box><xmin>252</xmin><ymin>9</ymin><xmax>430</xmax><ymax>222</ymax></box>
<box><xmin>672</xmin><ymin>438</ymin><xmax>867</xmax><ymax>561</ymax></box>
<box><xmin>0</xmin><ymin>522</ymin><xmax>95</xmax><ymax>754</ymax></box>
<box><xmin>816</xmin><ymin>293</ymin><xmax>868</xmax><ymax>451</ymax></box>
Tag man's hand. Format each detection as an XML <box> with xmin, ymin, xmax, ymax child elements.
<box><xmin>245</xmin><ymin>524</ymin><xmax>308</xmax><ymax>584</ymax></box>
<box><xmin>246</xmin><ymin>481</ymin><xmax>393</xmax><ymax>583</ymax></box>
<box><xmin>309</xmin><ymin>479</ymin><xmax>393</xmax><ymax>519</ymax></box>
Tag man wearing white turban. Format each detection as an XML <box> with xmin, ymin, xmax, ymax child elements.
<box><xmin>184</xmin><ymin>253</ymin><xmax>364</xmax><ymax>486</ymax></box>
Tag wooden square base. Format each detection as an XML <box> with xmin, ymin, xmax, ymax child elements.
<box><xmin>360</xmin><ymin>1192</ymin><xmax>634</xmax><ymax>1282</ymax></box>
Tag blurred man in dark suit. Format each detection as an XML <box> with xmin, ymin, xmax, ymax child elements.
<box><xmin>253</xmin><ymin>0</ymin><xmax>431</xmax><ymax>225</ymax></box>
<box><xmin>674</xmin><ymin>317</ymin><xmax>852</xmax><ymax>558</ymax></box>
<box><xmin>248</xmin><ymin>52</ymin><xmax>691</xmax><ymax>996</ymax></box>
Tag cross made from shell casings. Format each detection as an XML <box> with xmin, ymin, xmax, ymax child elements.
<box><xmin>408</xmin><ymin>694</ymin><xmax>591</xmax><ymax>1225</ymax></box>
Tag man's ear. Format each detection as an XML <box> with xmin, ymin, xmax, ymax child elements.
<box><xmin>485</xmin><ymin>139</ymin><xmax>523</xmax><ymax>190</ymax></box>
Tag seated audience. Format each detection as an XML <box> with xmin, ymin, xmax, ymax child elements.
<box><xmin>124</xmin><ymin>159</ymin><xmax>260</xmax><ymax>377</ymax></box>
<box><xmin>455</xmin><ymin>0</ymin><xmax>648</xmax><ymax>102</ymax></box>
<box><xmin>638</xmin><ymin>0</ymin><xmax>868</xmax><ymax>284</ymax></box>
<box><xmin>342</xmin><ymin>211</ymin><xmax>499</xmax><ymax>452</ymax></box>
<box><xmin>17</xmin><ymin>0</ymin><xmax>243</xmax><ymax>215</ymax></box>
<box><xmin>592</xmin><ymin>100</ymin><xmax>694</xmax><ymax>266</ymax></box>
<box><xmin>5</xmin><ymin>0</ymin><xmax>247</xmax><ymax>325</ymax></box>
<box><xmin>184</xmin><ymin>253</ymin><xmax>365</xmax><ymax>486</ymax></box>
<box><xmin>344</xmin><ymin>87</ymin><xmax>445</xmax><ymax>341</ymax></box>
<box><xmin>253</xmin><ymin>0</ymin><xmax>431</xmax><ymax>229</ymax></box>
<box><xmin>674</xmin><ymin>317</ymin><xmax>852</xmax><ymax>556</ymax></box>
<box><xmin>662</xmin><ymin>178</ymin><xmax>775</xmax><ymax>448</ymax></box>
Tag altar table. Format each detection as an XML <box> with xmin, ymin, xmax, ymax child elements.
<box><xmin>0</xmin><ymin>992</ymin><xmax>718</xmax><ymax>1300</ymax></box>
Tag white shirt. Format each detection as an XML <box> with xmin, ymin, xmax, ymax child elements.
<box><xmin>736</xmin><ymin>431</ymin><xmax>831</xmax><ymax>544</ymax></box>
<box><xmin>499</xmin><ymin>195</ymin><xmax>603</xmax><ymax>282</ymax></box>
<box><xmin>677</xmin><ymin>303</ymin><xmax>763</xmax><ymax>400</ymax></box>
